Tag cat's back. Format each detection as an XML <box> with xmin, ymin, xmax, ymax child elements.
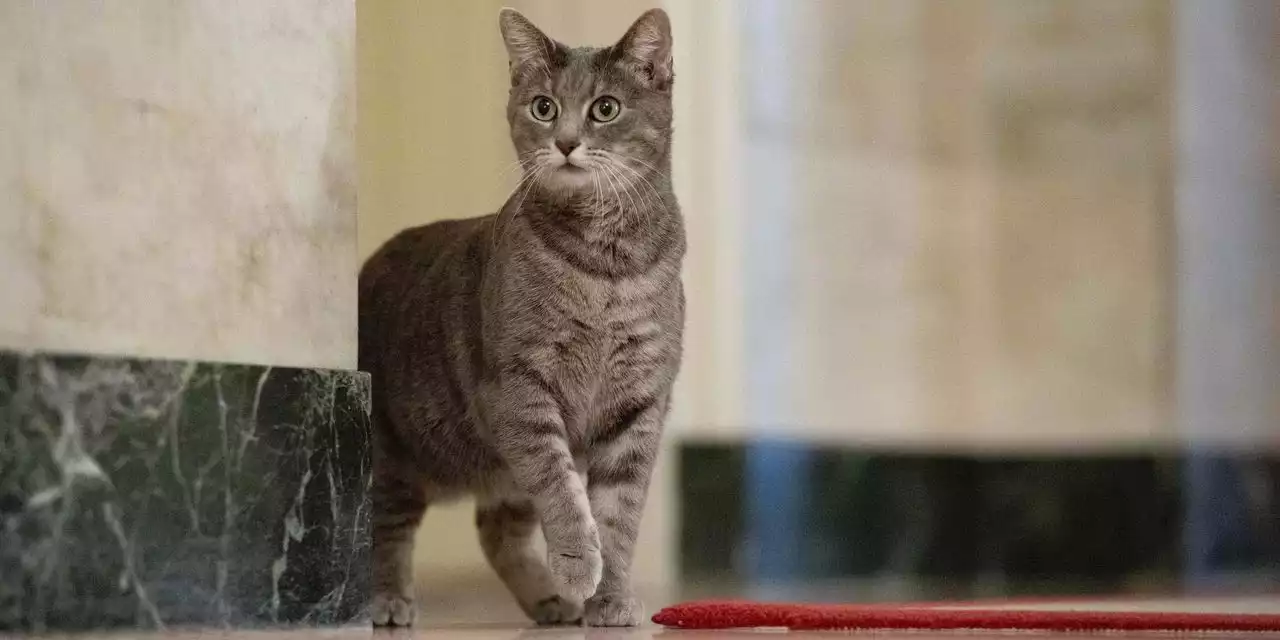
<box><xmin>358</xmin><ymin>215</ymin><xmax>491</xmax><ymax>371</ymax></box>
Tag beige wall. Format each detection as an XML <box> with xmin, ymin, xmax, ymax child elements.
<box><xmin>0</xmin><ymin>0</ymin><xmax>357</xmax><ymax>370</ymax></box>
<box><xmin>358</xmin><ymin>1</ymin><xmax>511</xmax><ymax>259</ymax></box>
<box><xmin>682</xmin><ymin>0</ymin><xmax>1178</xmax><ymax>452</ymax></box>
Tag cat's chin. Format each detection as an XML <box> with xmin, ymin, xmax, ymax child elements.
<box><xmin>542</xmin><ymin>165</ymin><xmax>596</xmax><ymax>193</ymax></box>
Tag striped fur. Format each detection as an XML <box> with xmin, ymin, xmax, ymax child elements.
<box><xmin>359</xmin><ymin>9</ymin><xmax>682</xmax><ymax>628</ymax></box>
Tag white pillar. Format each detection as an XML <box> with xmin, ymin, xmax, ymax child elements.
<box><xmin>1175</xmin><ymin>0</ymin><xmax>1280</xmax><ymax>449</ymax></box>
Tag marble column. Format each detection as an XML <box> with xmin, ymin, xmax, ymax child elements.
<box><xmin>0</xmin><ymin>0</ymin><xmax>368</xmax><ymax>631</ymax></box>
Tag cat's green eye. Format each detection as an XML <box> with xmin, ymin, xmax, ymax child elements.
<box><xmin>530</xmin><ymin>96</ymin><xmax>558</xmax><ymax>122</ymax></box>
<box><xmin>589</xmin><ymin>96</ymin><xmax>621</xmax><ymax>123</ymax></box>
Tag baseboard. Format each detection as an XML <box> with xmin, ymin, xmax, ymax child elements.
<box><xmin>679</xmin><ymin>442</ymin><xmax>1280</xmax><ymax>595</ymax></box>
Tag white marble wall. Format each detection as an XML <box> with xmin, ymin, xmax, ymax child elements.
<box><xmin>0</xmin><ymin>0</ymin><xmax>357</xmax><ymax>370</ymax></box>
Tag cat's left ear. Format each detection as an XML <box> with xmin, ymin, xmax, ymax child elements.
<box><xmin>499</xmin><ymin>8</ymin><xmax>558</xmax><ymax>85</ymax></box>
<box><xmin>613</xmin><ymin>9</ymin><xmax>674</xmax><ymax>92</ymax></box>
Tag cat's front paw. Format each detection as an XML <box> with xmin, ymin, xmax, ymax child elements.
<box><xmin>529</xmin><ymin>595</ymin><xmax>584</xmax><ymax>626</ymax></box>
<box><xmin>370</xmin><ymin>592</ymin><xmax>416</xmax><ymax>627</ymax></box>
<box><xmin>547</xmin><ymin>547</ymin><xmax>602</xmax><ymax>602</ymax></box>
<box><xmin>585</xmin><ymin>592</ymin><xmax>643</xmax><ymax>627</ymax></box>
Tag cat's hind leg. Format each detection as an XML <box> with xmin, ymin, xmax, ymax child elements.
<box><xmin>476</xmin><ymin>494</ymin><xmax>583</xmax><ymax>625</ymax></box>
<box><xmin>370</xmin><ymin>462</ymin><xmax>431</xmax><ymax>626</ymax></box>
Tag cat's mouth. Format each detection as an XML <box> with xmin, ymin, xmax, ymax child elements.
<box><xmin>550</xmin><ymin>155</ymin><xmax>589</xmax><ymax>172</ymax></box>
<box><xmin>543</xmin><ymin>160</ymin><xmax>596</xmax><ymax>192</ymax></box>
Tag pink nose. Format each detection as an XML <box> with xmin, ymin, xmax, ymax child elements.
<box><xmin>555</xmin><ymin>140</ymin><xmax>579</xmax><ymax>156</ymax></box>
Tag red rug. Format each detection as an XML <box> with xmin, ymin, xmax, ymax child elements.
<box><xmin>652</xmin><ymin>597</ymin><xmax>1280</xmax><ymax>633</ymax></box>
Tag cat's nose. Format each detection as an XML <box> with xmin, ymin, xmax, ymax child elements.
<box><xmin>555</xmin><ymin>139</ymin><xmax>580</xmax><ymax>156</ymax></box>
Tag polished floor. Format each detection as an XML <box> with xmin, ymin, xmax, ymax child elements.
<box><xmin>15</xmin><ymin>627</ymin><xmax>1280</xmax><ymax>640</ymax></box>
<box><xmin>13</xmin><ymin>588</ymin><xmax>1280</xmax><ymax>639</ymax></box>
<box><xmin>7</xmin><ymin>629</ymin><xmax>1273</xmax><ymax>640</ymax></box>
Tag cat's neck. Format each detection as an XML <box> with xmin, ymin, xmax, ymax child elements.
<box><xmin>514</xmin><ymin>166</ymin><xmax>677</xmax><ymax>234</ymax></box>
<box><xmin>497</xmin><ymin>163</ymin><xmax>683</xmax><ymax>277</ymax></box>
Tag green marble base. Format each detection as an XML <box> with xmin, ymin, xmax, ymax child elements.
<box><xmin>0</xmin><ymin>350</ymin><xmax>372</xmax><ymax>631</ymax></box>
<box><xmin>680</xmin><ymin>443</ymin><xmax>1279</xmax><ymax>596</ymax></box>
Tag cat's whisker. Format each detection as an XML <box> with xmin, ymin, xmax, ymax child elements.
<box><xmin>624</xmin><ymin>169</ymin><xmax>653</xmax><ymax>223</ymax></box>
<box><xmin>609</xmin><ymin>164</ymin><xmax>643</xmax><ymax>227</ymax></box>
<box><xmin>608</xmin><ymin>161</ymin><xmax>654</xmax><ymax>209</ymax></box>
<box><xmin>512</xmin><ymin>166</ymin><xmax>546</xmax><ymax>217</ymax></box>
<box><xmin>499</xmin><ymin>165</ymin><xmax>543</xmax><ymax>213</ymax></box>
<box><xmin>593</xmin><ymin>165</ymin><xmax>614</xmax><ymax>218</ymax></box>
<box><xmin>602</xmin><ymin>165</ymin><xmax>631</xmax><ymax>219</ymax></box>
<box><xmin>493</xmin><ymin>170</ymin><xmax>535</xmax><ymax>224</ymax></box>
<box><xmin>596</xmin><ymin>162</ymin><xmax>620</xmax><ymax>219</ymax></box>
<box><xmin>610</xmin><ymin>160</ymin><xmax>666</xmax><ymax>215</ymax></box>
<box><xmin>609</xmin><ymin>166</ymin><xmax>635</xmax><ymax>221</ymax></box>
<box><xmin>484</xmin><ymin>164</ymin><xmax>545</xmax><ymax>268</ymax></box>
<box><xmin>609</xmin><ymin>160</ymin><xmax>650</xmax><ymax>220</ymax></box>
<box><xmin>489</xmin><ymin>165</ymin><xmax>546</xmax><ymax>251</ymax></box>
<box><xmin>590</xmin><ymin>151</ymin><xmax>646</xmax><ymax>188</ymax></box>
<box><xmin>495</xmin><ymin>152</ymin><xmax>542</xmax><ymax>184</ymax></box>
<box><xmin>609</xmin><ymin>153</ymin><xmax>671</xmax><ymax>211</ymax></box>
<box><xmin>600</xmin><ymin>164</ymin><xmax>625</xmax><ymax>222</ymax></box>
<box><xmin>582</xmin><ymin>150</ymin><xmax>668</xmax><ymax>222</ymax></box>
<box><xmin>624</xmin><ymin>168</ymin><xmax>665</xmax><ymax>218</ymax></box>
<box><xmin>591</xmin><ymin>167</ymin><xmax>605</xmax><ymax>219</ymax></box>
<box><xmin>602</xmin><ymin>151</ymin><xmax>660</xmax><ymax>184</ymax></box>
<box><xmin>610</xmin><ymin>151</ymin><xmax>663</xmax><ymax>176</ymax></box>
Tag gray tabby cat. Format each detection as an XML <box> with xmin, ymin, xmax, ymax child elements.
<box><xmin>358</xmin><ymin>8</ymin><xmax>683</xmax><ymax>628</ymax></box>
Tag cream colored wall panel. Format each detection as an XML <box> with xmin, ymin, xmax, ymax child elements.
<box><xmin>358</xmin><ymin>0</ymin><xmax>511</xmax><ymax>259</ymax></box>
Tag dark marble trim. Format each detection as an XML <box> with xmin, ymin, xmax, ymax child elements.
<box><xmin>679</xmin><ymin>442</ymin><xmax>1280</xmax><ymax>597</ymax></box>
<box><xmin>0</xmin><ymin>350</ymin><xmax>372</xmax><ymax>632</ymax></box>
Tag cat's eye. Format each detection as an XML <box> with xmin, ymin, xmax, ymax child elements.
<box><xmin>589</xmin><ymin>96</ymin><xmax>621</xmax><ymax>123</ymax></box>
<box><xmin>529</xmin><ymin>96</ymin><xmax>558</xmax><ymax>122</ymax></box>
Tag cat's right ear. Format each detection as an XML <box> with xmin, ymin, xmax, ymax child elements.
<box><xmin>499</xmin><ymin>8</ymin><xmax>556</xmax><ymax>85</ymax></box>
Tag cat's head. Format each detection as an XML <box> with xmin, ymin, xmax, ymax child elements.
<box><xmin>499</xmin><ymin>8</ymin><xmax>673</xmax><ymax>201</ymax></box>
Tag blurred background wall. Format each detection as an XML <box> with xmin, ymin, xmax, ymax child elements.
<box><xmin>358</xmin><ymin>0</ymin><xmax>1278</xmax><ymax>612</ymax></box>
<box><xmin>0</xmin><ymin>0</ymin><xmax>358</xmax><ymax>370</ymax></box>
<box><xmin>1175</xmin><ymin>0</ymin><xmax>1280</xmax><ymax>449</ymax></box>
<box><xmin>715</xmin><ymin>0</ymin><xmax>1174</xmax><ymax>452</ymax></box>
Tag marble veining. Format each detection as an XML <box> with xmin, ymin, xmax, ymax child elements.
<box><xmin>0</xmin><ymin>351</ymin><xmax>372</xmax><ymax>632</ymax></box>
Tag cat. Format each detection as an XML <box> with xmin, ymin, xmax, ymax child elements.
<box><xmin>358</xmin><ymin>7</ymin><xmax>683</xmax><ymax>628</ymax></box>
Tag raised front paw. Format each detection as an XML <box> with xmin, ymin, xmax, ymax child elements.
<box><xmin>528</xmin><ymin>595</ymin><xmax>584</xmax><ymax>626</ymax></box>
<box><xmin>370</xmin><ymin>591</ymin><xmax>416</xmax><ymax>627</ymax></box>
<box><xmin>585</xmin><ymin>592</ymin><xmax>643</xmax><ymax>627</ymax></box>
<box><xmin>547</xmin><ymin>547</ymin><xmax>602</xmax><ymax>602</ymax></box>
